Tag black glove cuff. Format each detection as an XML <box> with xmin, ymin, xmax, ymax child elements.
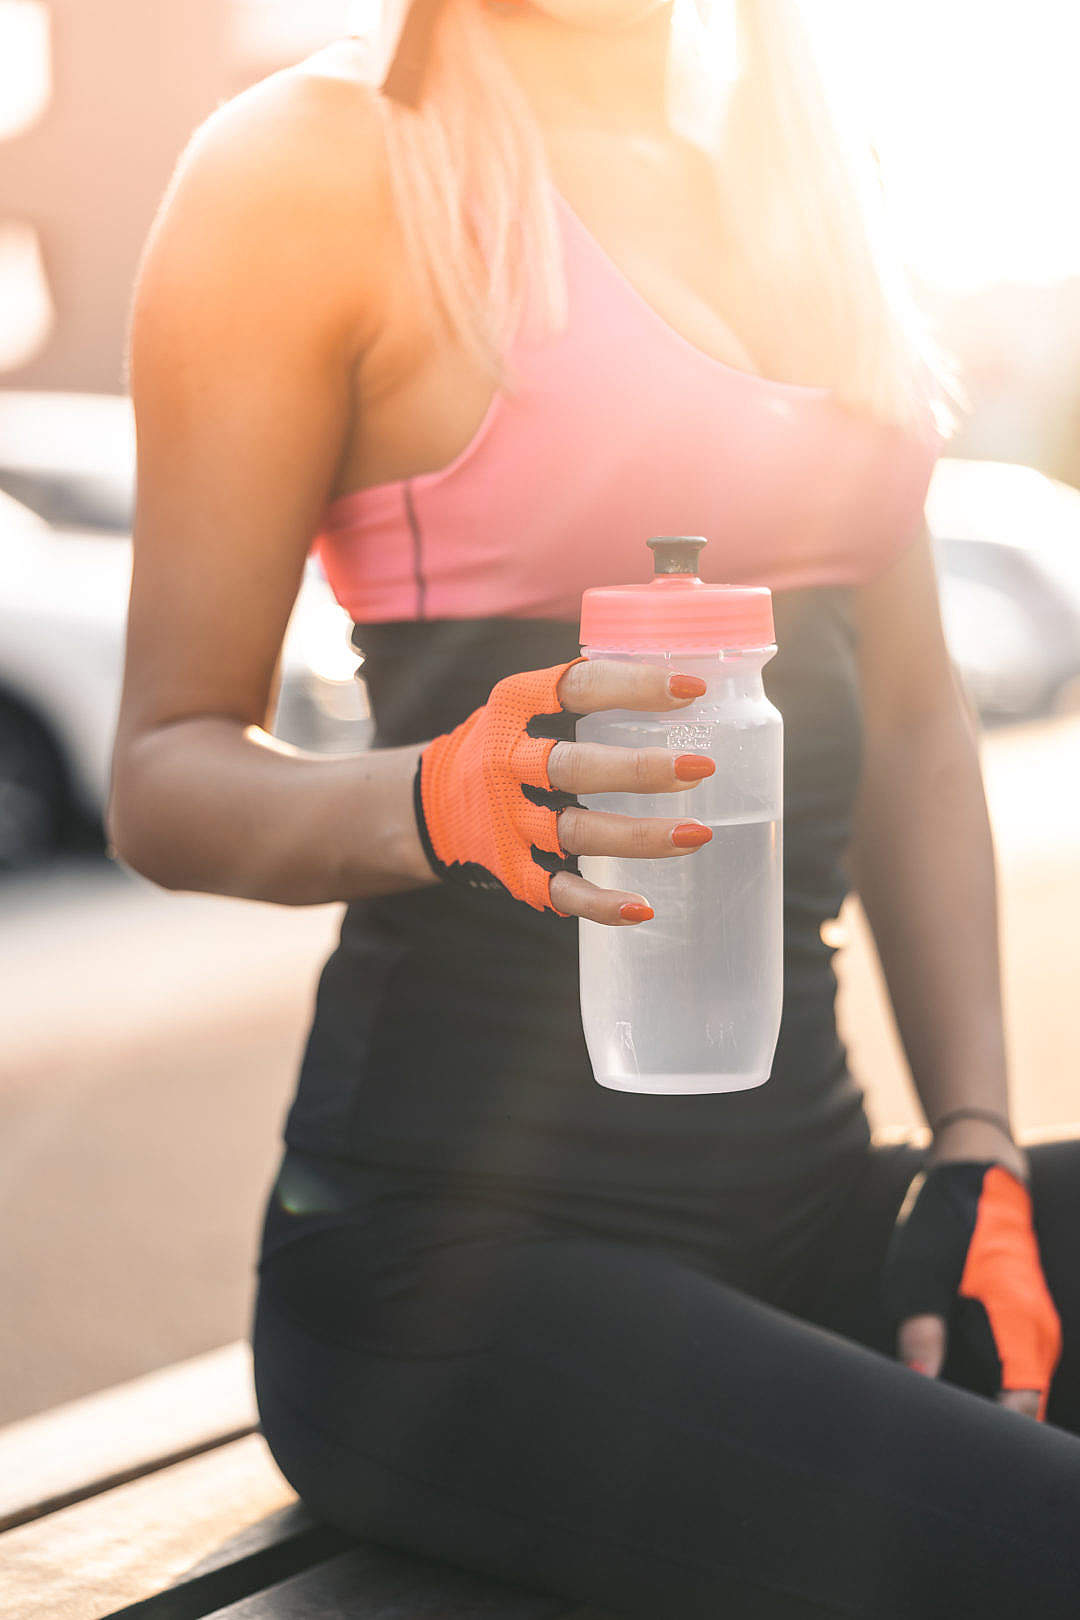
<box><xmin>881</xmin><ymin>1160</ymin><xmax>996</xmax><ymax>1325</ymax></box>
<box><xmin>411</xmin><ymin>750</ymin><xmax>447</xmax><ymax>883</ymax></box>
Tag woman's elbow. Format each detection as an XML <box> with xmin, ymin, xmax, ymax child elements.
<box><xmin>105</xmin><ymin>781</ymin><xmax>172</xmax><ymax>890</ymax></box>
<box><xmin>105</xmin><ymin>742</ymin><xmax>187</xmax><ymax>892</ymax></box>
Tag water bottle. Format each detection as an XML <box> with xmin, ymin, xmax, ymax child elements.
<box><xmin>576</xmin><ymin>536</ymin><xmax>783</xmax><ymax>1094</ymax></box>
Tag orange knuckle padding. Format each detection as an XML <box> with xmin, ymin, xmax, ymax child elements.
<box><xmin>514</xmin><ymin>794</ymin><xmax>562</xmax><ymax>856</ymax></box>
<box><xmin>415</xmin><ymin>658</ymin><xmax>588</xmax><ymax>916</ymax></box>
<box><xmin>508</xmin><ymin>732</ymin><xmax>559</xmax><ymax>791</ymax></box>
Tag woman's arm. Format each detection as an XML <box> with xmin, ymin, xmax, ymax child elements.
<box><xmin>108</xmin><ymin>70</ymin><xmax>437</xmax><ymax>906</ymax></box>
<box><xmin>847</xmin><ymin>525</ymin><xmax>1028</xmax><ymax>1184</ymax></box>
<box><xmin>108</xmin><ymin>68</ymin><xmax>716</xmax><ymax>918</ymax></box>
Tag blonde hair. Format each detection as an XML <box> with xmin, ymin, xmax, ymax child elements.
<box><xmin>361</xmin><ymin>0</ymin><xmax>957</xmax><ymax>436</ymax></box>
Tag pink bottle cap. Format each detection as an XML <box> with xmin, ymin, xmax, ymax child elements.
<box><xmin>580</xmin><ymin>537</ymin><xmax>775</xmax><ymax>653</ymax></box>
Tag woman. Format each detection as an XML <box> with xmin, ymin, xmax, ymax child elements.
<box><xmin>110</xmin><ymin>0</ymin><xmax>1080</xmax><ymax>1614</ymax></box>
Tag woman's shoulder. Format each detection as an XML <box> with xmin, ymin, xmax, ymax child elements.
<box><xmin>129</xmin><ymin>49</ymin><xmax>401</xmax><ymax>372</ymax></box>
<box><xmin>164</xmin><ymin>45</ymin><xmax>394</xmax><ymax>261</ymax></box>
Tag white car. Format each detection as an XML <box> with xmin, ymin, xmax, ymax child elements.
<box><xmin>0</xmin><ymin>459</ymin><xmax>371</xmax><ymax>871</ymax></box>
<box><xmin>927</xmin><ymin>458</ymin><xmax>1080</xmax><ymax>722</ymax></box>
<box><xmin>0</xmin><ymin>389</ymin><xmax>135</xmax><ymax>535</ymax></box>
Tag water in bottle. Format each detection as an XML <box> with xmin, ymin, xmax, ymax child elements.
<box><xmin>576</xmin><ymin>536</ymin><xmax>783</xmax><ymax>1094</ymax></box>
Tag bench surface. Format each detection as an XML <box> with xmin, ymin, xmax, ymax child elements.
<box><xmin>0</xmin><ymin>1342</ymin><xmax>614</xmax><ymax>1620</ymax></box>
<box><xmin>0</xmin><ymin>1342</ymin><xmax>257</xmax><ymax>1532</ymax></box>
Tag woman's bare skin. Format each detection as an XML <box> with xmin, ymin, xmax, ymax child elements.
<box><xmin>109</xmin><ymin>30</ymin><xmax>768</xmax><ymax>922</ymax></box>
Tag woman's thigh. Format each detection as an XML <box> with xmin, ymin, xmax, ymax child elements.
<box><xmin>789</xmin><ymin>1134</ymin><xmax>1080</xmax><ymax>1431</ymax></box>
<box><xmin>253</xmin><ymin>1194</ymin><xmax>1080</xmax><ymax>1620</ymax></box>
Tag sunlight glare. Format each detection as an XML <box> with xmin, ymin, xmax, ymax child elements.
<box><xmin>806</xmin><ymin>1</ymin><xmax>1080</xmax><ymax>290</ymax></box>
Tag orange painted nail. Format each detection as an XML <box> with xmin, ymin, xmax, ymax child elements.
<box><xmin>619</xmin><ymin>902</ymin><xmax>654</xmax><ymax>923</ymax></box>
<box><xmin>674</xmin><ymin>754</ymin><xmax>716</xmax><ymax>781</ymax></box>
<box><xmin>671</xmin><ymin>822</ymin><xmax>713</xmax><ymax>848</ymax></box>
<box><xmin>668</xmin><ymin>674</ymin><xmax>707</xmax><ymax>699</ymax></box>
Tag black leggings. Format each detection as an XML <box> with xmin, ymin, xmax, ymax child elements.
<box><xmin>252</xmin><ymin>1137</ymin><xmax>1080</xmax><ymax>1619</ymax></box>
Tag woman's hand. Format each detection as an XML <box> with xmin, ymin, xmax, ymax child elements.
<box><xmin>882</xmin><ymin>1159</ymin><xmax>1063</xmax><ymax>1421</ymax></box>
<box><xmin>413</xmin><ymin>656</ymin><xmax>716</xmax><ymax>921</ymax></box>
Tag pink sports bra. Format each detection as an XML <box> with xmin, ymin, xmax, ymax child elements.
<box><xmin>313</xmin><ymin>184</ymin><xmax>942</xmax><ymax>623</ymax></box>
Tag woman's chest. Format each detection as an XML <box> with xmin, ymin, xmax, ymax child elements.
<box><xmin>333</xmin><ymin>135</ymin><xmax>787</xmax><ymax>501</ymax></box>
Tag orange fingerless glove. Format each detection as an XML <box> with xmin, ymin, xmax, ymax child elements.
<box><xmin>958</xmin><ymin>1166</ymin><xmax>1063</xmax><ymax>1419</ymax></box>
<box><xmin>883</xmin><ymin>1162</ymin><xmax>1063</xmax><ymax>1420</ymax></box>
<box><xmin>413</xmin><ymin>658</ymin><xmax>588</xmax><ymax>916</ymax></box>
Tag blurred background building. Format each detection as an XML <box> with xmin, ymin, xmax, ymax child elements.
<box><xmin>0</xmin><ymin>1</ymin><xmax>363</xmax><ymax>390</ymax></box>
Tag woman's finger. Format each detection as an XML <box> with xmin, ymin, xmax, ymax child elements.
<box><xmin>548</xmin><ymin>740</ymin><xmax>715</xmax><ymax>796</ymax></box>
<box><xmin>556</xmin><ymin>658</ymin><xmax>708</xmax><ymax>715</ymax></box>
<box><xmin>557</xmin><ymin>806</ymin><xmax>712</xmax><ymax>860</ymax></box>
<box><xmin>548</xmin><ymin>867</ymin><xmax>655</xmax><ymax>926</ymax></box>
<box><xmin>897</xmin><ymin>1314</ymin><xmax>947</xmax><ymax>1377</ymax></box>
<box><xmin>997</xmin><ymin>1389</ymin><xmax>1042</xmax><ymax>1420</ymax></box>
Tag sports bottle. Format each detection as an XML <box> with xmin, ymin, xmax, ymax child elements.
<box><xmin>576</xmin><ymin>536</ymin><xmax>783</xmax><ymax>1094</ymax></box>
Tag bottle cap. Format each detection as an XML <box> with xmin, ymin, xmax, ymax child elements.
<box><xmin>580</xmin><ymin>537</ymin><xmax>775</xmax><ymax>652</ymax></box>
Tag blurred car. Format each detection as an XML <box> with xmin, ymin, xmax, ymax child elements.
<box><xmin>927</xmin><ymin>458</ymin><xmax>1080</xmax><ymax>723</ymax></box>
<box><xmin>0</xmin><ymin>389</ymin><xmax>135</xmax><ymax>534</ymax></box>
<box><xmin>0</xmin><ymin>395</ymin><xmax>371</xmax><ymax>751</ymax></box>
<box><xmin>0</xmin><ymin>393</ymin><xmax>372</xmax><ymax>869</ymax></box>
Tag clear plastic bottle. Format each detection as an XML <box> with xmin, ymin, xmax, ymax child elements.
<box><xmin>576</xmin><ymin>537</ymin><xmax>783</xmax><ymax>1094</ymax></box>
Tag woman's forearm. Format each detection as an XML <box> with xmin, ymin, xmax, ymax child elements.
<box><xmin>847</xmin><ymin>695</ymin><xmax>1026</xmax><ymax>1173</ymax></box>
<box><xmin>107</xmin><ymin>716</ymin><xmax>437</xmax><ymax>906</ymax></box>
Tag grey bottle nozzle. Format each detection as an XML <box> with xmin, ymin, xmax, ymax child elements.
<box><xmin>647</xmin><ymin>536</ymin><xmax>707</xmax><ymax>576</ymax></box>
